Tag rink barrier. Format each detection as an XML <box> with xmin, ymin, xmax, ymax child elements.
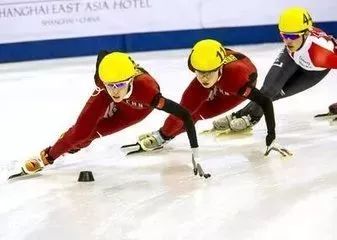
<box><xmin>0</xmin><ymin>21</ymin><xmax>336</xmax><ymax>63</ymax></box>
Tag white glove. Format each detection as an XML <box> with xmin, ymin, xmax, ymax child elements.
<box><xmin>191</xmin><ymin>148</ymin><xmax>211</xmax><ymax>178</ymax></box>
<box><xmin>264</xmin><ymin>140</ymin><xmax>292</xmax><ymax>157</ymax></box>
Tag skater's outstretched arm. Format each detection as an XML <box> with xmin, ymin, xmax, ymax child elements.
<box><xmin>150</xmin><ymin>94</ymin><xmax>198</xmax><ymax>150</ymax></box>
<box><xmin>245</xmin><ymin>88</ymin><xmax>275</xmax><ymax>146</ymax></box>
<box><xmin>126</xmin><ymin>94</ymin><xmax>210</xmax><ymax>178</ymax></box>
<box><xmin>244</xmin><ymin>87</ymin><xmax>291</xmax><ymax>156</ymax></box>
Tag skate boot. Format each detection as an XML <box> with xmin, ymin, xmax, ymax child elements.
<box><xmin>213</xmin><ymin>114</ymin><xmax>254</xmax><ymax>133</ymax></box>
<box><xmin>138</xmin><ymin>131</ymin><xmax>166</xmax><ymax>151</ymax></box>
<box><xmin>22</xmin><ymin>148</ymin><xmax>53</xmax><ymax>175</ymax></box>
<box><xmin>213</xmin><ymin>114</ymin><xmax>233</xmax><ymax>131</ymax></box>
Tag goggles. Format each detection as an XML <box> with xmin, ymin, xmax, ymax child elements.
<box><xmin>104</xmin><ymin>78</ymin><xmax>132</xmax><ymax>89</ymax></box>
<box><xmin>195</xmin><ymin>69</ymin><xmax>218</xmax><ymax>78</ymax></box>
<box><xmin>280</xmin><ymin>32</ymin><xmax>305</xmax><ymax>40</ymax></box>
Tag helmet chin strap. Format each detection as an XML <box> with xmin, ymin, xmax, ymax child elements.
<box><xmin>299</xmin><ymin>33</ymin><xmax>308</xmax><ymax>48</ymax></box>
<box><xmin>292</xmin><ymin>34</ymin><xmax>307</xmax><ymax>52</ymax></box>
<box><xmin>216</xmin><ymin>67</ymin><xmax>223</xmax><ymax>82</ymax></box>
<box><xmin>123</xmin><ymin>81</ymin><xmax>134</xmax><ymax>99</ymax></box>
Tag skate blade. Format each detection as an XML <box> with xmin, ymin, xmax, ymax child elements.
<box><xmin>126</xmin><ymin>146</ymin><xmax>163</xmax><ymax>156</ymax></box>
<box><xmin>121</xmin><ymin>143</ymin><xmax>141</xmax><ymax>154</ymax></box>
<box><xmin>8</xmin><ymin>172</ymin><xmax>27</xmax><ymax>180</ymax></box>
<box><xmin>215</xmin><ymin>128</ymin><xmax>253</xmax><ymax>138</ymax></box>
<box><xmin>200</xmin><ymin>128</ymin><xmax>229</xmax><ymax>135</ymax></box>
<box><xmin>8</xmin><ymin>172</ymin><xmax>42</xmax><ymax>181</ymax></box>
<box><xmin>314</xmin><ymin>113</ymin><xmax>337</xmax><ymax>120</ymax></box>
<box><xmin>200</xmin><ymin>128</ymin><xmax>252</xmax><ymax>137</ymax></box>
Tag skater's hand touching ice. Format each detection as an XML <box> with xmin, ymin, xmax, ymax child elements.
<box><xmin>264</xmin><ymin>139</ymin><xmax>292</xmax><ymax>157</ymax></box>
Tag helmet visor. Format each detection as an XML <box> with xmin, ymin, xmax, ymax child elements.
<box><xmin>195</xmin><ymin>69</ymin><xmax>218</xmax><ymax>79</ymax></box>
<box><xmin>280</xmin><ymin>32</ymin><xmax>305</xmax><ymax>40</ymax></box>
<box><xmin>104</xmin><ymin>78</ymin><xmax>133</xmax><ymax>89</ymax></box>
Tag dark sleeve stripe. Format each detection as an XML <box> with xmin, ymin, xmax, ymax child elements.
<box><xmin>154</xmin><ymin>97</ymin><xmax>198</xmax><ymax>148</ymax></box>
<box><xmin>247</xmin><ymin>88</ymin><xmax>275</xmax><ymax>135</ymax></box>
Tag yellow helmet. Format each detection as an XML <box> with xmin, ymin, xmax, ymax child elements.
<box><xmin>98</xmin><ymin>52</ymin><xmax>136</xmax><ymax>83</ymax></box>
<box><xmin>278</xmin><ymin>7</ymin><xmax>313</xmax><ymax>33</ymax></box>
<box><xmin>189</xmin><ymin>39</ymin><xmax>226</xmax><ymax>72</ymax></box>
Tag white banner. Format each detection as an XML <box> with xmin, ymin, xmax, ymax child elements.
<box><xmin>0</xmin><ymin>0</ymin><xmax>336</xmax><ymax>44</ymax></box>
<box><xmin>0</xmin><ymin>0</ymin><xmax>201</xmax><ymax>43</ymax></box>
<box><xmin>201</xmin><ymin>0</ymin><xmax>337</xmax><ymax>28</ymax></box>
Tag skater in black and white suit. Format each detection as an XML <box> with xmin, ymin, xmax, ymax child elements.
<box><xmin>213</xmin><ymin>7</ymin><xmax>337</xmax><ymax>131</ymax></box>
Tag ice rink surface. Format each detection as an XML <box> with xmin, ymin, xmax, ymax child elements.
<box><xmin>1</xmin><ymin>43</ymin><xmax>337</xmax><ymax>240</ymax></box>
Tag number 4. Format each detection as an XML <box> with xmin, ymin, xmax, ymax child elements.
<box><xmin>303</xmin><ymin>13</ymin><xmax>312</xmax><ymax>25</ymax></box>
